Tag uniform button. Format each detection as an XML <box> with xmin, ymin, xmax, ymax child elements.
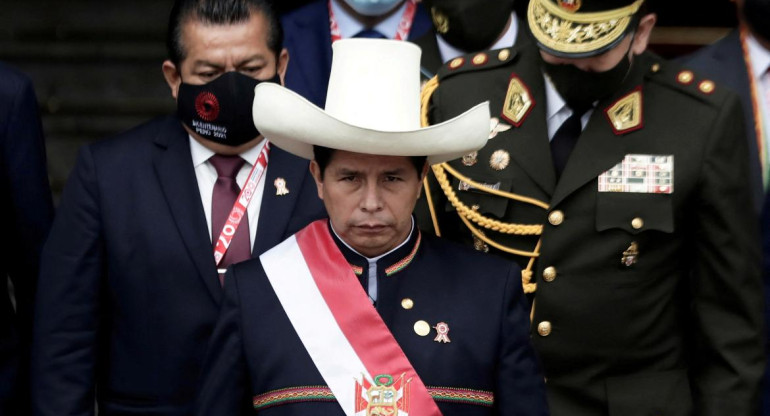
<box><xmin>414</xmin><ymin>320</ymin><xmax>431</xmax><ymax>337</ymax></box>
<box><xmin>548</xmin><ymin>210</ymin><xmax>564</xmax><ymax>226</ymax></box>
<box><xmin>631</xmin><ymin>217</ymin><xmax>644</xmax><ymax>230</ymax></box>
<box><xmin>537</xmin><ymin>321</ymin><xmax>552</xmax><ymax>337</ymax></box>
<box><xmin>542</xmin><ymin>267</ymin><xmax>557</xmax><ymax>282</ymax></box>
<box><xmin>401</xmin><ymin>298</ymin><xmax>414</xmax><ymax>310</ymax></box>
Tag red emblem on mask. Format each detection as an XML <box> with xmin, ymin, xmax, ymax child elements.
<box><xmin>195</xmin><ymin>91</ymin><xmax>220</xmax><ymax>122</ymax></box>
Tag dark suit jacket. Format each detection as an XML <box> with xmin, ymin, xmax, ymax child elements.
<box><xmin>0</xmin><ymin>63</ymin><xmax>53</xmax><ymax>416</ymax></box>
<box><xmin>679</xmin><ymin>29</ymin><xmax>765</xmax><ymax>214</ymax></box>
<box><xmin>281</xmin><ymin>0</ymin><xmax>432</xmax><ymax>108</ymax></box>
<box><xmin>680</xmin><ymin>28</ymin><xmax>770</xmax><ymax>415</ymax></box>
<box><xmin>423</xmin><ymin>44</ymin><xmax>765</xmax><ymax>415</ymax></box>
<box><xmin>195</xmin><ymin>220</ymin><xmax>548</xmax><ymax>415</ymax></box>
<box><xmin>31</xmin><ymin>116</ymin><xmax>326</xmax><ymax>416</ymax></box>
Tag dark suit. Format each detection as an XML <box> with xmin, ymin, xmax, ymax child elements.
<box><xmin>679</xmin><ymin>29</ymin><xmax>765</xmax><ymax>213</ymax></box>
<box><xmin>31</xmin><ymin>116</ymin><xmax>326</xmax><ymax>416</ymax></box>
<box><xmin>680</xmin><ymin>29</ymin><xmax>770</xmax><ymax>415</ymax></box>
<box><xmin>195</xmin><ymin>220</ymin><xmax>548</xmax><ymax>415</ymax></box>
<box><xmin>0</xmin><ymin>63</ymin><xmax>53</xmax><ymax>416</ymax></box>
<box><xmin>421</xmin><ymin>42</ymin><xmax>765</xmax><ymax>415</ymax></box>
<box><xmin>281</xmin><ymin>0</ymin><xmax>432</xmax><ymax>108</ymax></box>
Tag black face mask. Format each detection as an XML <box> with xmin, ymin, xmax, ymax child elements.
<box><xmin>744</xmin><ymin>0</ymin><xmax>770</xmax><ymax>43</ymax></box>
<box><xmin>177</xmin><ymin>71</ymin><xmax>280</xmax><ymax>147</ymax></box>
<box><xmin>423</xmin><ymin>0</ymin><xmax>514</xmax><ymax>52</ymax></box>
<box><xmin>543</xmin><ymin>51</ymin><xmax>633</xmax><ymax>110</ymax></box>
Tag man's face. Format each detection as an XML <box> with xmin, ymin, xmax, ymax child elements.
<box><xmin>310</xmin><ymin>151</ymin><xmax>426</xmax><ymax>258</ymax></box>
<box><xmin>539</xmin><ymin>13</ymin><xmax>656</xmax><ymax>72</ymax></box>
<box><xmin>162</xmin><ymin>11</ymin><xmax>288</xmax><ymax>98</ymax></box>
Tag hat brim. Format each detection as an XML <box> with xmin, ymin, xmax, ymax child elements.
<box><xmin>528</xmin><ymin>0</ymin><xmax>643</xmax><ymax>58</ymax></box>
<box><xmin>252</xmin><ymin>83</ymin><xmax>491</xmax><ymax>165</ymax></box>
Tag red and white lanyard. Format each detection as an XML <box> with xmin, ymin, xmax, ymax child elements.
<box><xmin>213</xmin><ymin>141</ymin><xmax>270</xmax><ymax>266</ymax></box>
<box><xmin>328</xmin><ymin>0</ymin><xmax>417</xmax><ymax>43</ymax></box>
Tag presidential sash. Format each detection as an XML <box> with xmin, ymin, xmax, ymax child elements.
<box><xmin>260</xmin><ymin>220</ymin><xmax>442</xmax><ymax>416</ymax></box>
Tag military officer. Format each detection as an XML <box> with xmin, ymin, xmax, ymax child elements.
<box><xmin>419</xmin><ymin>0</ymin><xmax>766</xmax><ymax>414</ymax></box>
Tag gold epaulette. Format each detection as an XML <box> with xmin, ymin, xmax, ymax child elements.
<box><xmin>437</xmin><ymin>48</ymin><xmax>518</xmax><ymax>82</ymax></box>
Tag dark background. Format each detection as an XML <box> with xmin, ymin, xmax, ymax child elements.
<box><xmin>0</xmin><ymin>0</ymin><xmax>738</xmax><ymax>199</ymax></box>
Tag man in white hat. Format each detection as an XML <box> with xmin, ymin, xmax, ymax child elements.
<box><xmin>194</xmin><ymin>39</ymin><xmax>548</xmax><ymax>416</ymax></box>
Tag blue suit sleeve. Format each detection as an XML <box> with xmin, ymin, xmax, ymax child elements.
<box><xmin>495</xmin><ymin>264</ymin><xmax>549</xmax><ymax>416</ymax></box>
<box><xmin>195</xmin><ymin>266</ymin><xmax>249</xmax><ymax>416</ymax></box>
<box><xmin>31</xmin><ymin>146</ymin><xmax>103</xmax><ymax>416</ymax></box>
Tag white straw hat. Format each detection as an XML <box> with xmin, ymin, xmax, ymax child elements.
<box><xmin>252</xmin><ymin>38</ymin><xmax>490</xmax><ymax>165</ymax></box>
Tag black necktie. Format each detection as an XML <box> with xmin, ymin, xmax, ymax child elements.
<box><xmin>353</xmin><ymin>28</ymin><xmax>387</xmax><ymax>39</ymax></box>
<box><xmin>551</xmin><ymin>106</ymin><xmax>590</xmax><ymax>178</ymax></box>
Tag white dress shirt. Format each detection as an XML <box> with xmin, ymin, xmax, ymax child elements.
<box><xmin>746</xmin><ymin>32</ymin><xmax>770</xmax><ymax>160</ymax></box>
<box><xmin>189</xmin><ymin>136</ymin><xmax>267</xmax><ymax>249</ymax></box>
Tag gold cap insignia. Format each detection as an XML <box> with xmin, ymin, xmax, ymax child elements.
<box><xmin>431</xmin><ymin>7</ymin><xmax>449</xmax><ymax>34</ymax></box>
<box><xmin>606</xmin><ymin>89</ymin><xmax>642</xmax><ymax>135</ymax></box>
<box><xmin>558</xmin><ymin>0</ymin><xmax>581</xmax><ymax>12</ymax></box>
<box><xmin>528</xmin><ymin>0</ymin><xmax>644</xmax><ymax>57</ymax></box>
<box><xmin>501</xmin><ymin>74</ymin><xmax>534</xmax><ymax>127</ymax></box>
<box><xmin>489</xmin><ymin>150</ymin><xmax>510</xmax><ymax>171</ymax></box>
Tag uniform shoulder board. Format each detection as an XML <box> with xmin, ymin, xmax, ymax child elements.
<box><xmin>645</xmin><ymin>58</ymin><xmax>730</xmax><ymax>106</ymax></box>
<box><xmin>437</xmin><ymin>48</ymin><xmax>518</xmax><ymax>82</ymax></box>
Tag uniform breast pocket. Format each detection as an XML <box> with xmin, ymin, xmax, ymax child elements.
<box><xmin>596</xmin><ymin>192</ymin><xmax>674</xmax><ymax>234</ymax></box>
<box><xmin>448</xmin><ymin>174</ymin><xmax>513</xmax><ymax>218</ymax></box>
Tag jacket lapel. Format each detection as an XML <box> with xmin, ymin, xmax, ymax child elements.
<box><xmin>504</xmin><ymin>45</ymin><xmax>558</xmax><ymax>197</ymax></box>
<box><xmin>253</xmin><ymin>146</ymin><xmax>312</xmax><ymax>255</ymax></box>
<box><xmin>153</xmin><ymin>119</ymin><xmax>221</xmax><ymax>302</ymax></box>
<box><xmin>549</xmin><ymin>57</ymin><xmax>649</xmax><ymax>208</ymax></box>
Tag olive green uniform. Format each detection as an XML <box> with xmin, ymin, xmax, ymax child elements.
<box><xmin>419</xmin><ymin>39</ymin><xmax>765</xmax><ymax>415</ymax></box>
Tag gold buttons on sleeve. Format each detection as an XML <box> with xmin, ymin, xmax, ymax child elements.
<box><xmin>631</xmin><ymin>217</ymin><xmax>644</xmax><ymax>230</ymax></box>
<box><xmin>414</xmin><ymin>320</ymin><xmax>431</xmax><ymax>337</ymax></box>
<box><xmin>401</xmin><ymin>298</ymin><xmax>414</xmax><ymax>310</ymax></box>
<box><xmin>548</xmin><ymin>210</ymin><xmax>564</xmax><ymax>226</ymax></box>
<box><xmin>542</xmin><ymin>267</ymin><xmax>557</xmax><ymax>282</ymax></box>
<box><xmin>537</xmin><ymin>321</ymin><xmax>552</xmax><ymax>337</ymax></box>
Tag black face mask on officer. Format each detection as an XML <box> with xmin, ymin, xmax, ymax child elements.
<box><xmin>542</xmin><ymin>34</ymin><xmax>635</xmax><ymax>110</ymax></box>
<box><xmin>743</xmin><ymin>0</ymin><xmax>770</xmax><ymax>43</ymax></box>
<box><xmin>177</xmin><ymin>71</ymin><xmax>280</xmax><ymax>147</ymax></box>
<box><xmin>422</xmin><ymin>0</ymin><xmax>515</xmax><ymax>52</ymax></box>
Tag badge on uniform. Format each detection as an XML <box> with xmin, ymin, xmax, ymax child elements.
<box><xmin>489</xmin><ymin>117</ymin><xmax>512</xmax><ymax>139</ymax></box>
<box><xmin>606</xmin><ymin>89</ymin><xmax>643</xmax><ymax>135</ymax></box>
<box><xmin>598</xmin><ymin>154</ymin><xmax>674</xmax><ymax>194</ymax></box>
<box><xmin>355</xmin><ymin>374</ymin><xmax>411</xmax><ymax>416</ymax></box>
<box><xmin>501</xmin><ymin>74</ymin><xmax>534</xmax><ymax>127</ymax></box>
<box><xmin>274</xmin><ymin>177</ymin><xmax>290</xmax><ymax>196</ymax></box>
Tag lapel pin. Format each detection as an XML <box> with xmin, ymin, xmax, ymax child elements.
<box><xmin>433</xmin><ymin>322</ymin><xmax>451</xmax><ymax>343</ymax></box>
<box><xmin>274</xmin><ymin>177</ymin><xmax>290</xmax><ymax>196</ymax></box>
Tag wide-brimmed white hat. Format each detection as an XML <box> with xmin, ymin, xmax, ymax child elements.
<box><xmin>252</xmin><ymin>38</ymin><xmax>490</xmax><ymax>165</ymax></box>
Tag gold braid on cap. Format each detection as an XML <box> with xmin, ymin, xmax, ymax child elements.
<box><xmin>528</xmin><ymin>0</ymin><xmax>644</xmax><ymax>56</ymax></box>
<box><xmin>419</xmin><ymin>75</ymin><xmax>546</xmax><ymax>294</ymax></box>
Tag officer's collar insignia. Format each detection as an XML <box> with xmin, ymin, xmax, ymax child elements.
<box><xmin>489</xmin><ymin>117</ymin><xmax>512</xmax><ymax>139</ymax></box>
<box><xmin>558</xmin><ymin>0</ymin><xmax>581</xmax><ymax>12</ymax></box>
<box><xmin>605</xmin><ymin>88</ymin><xmax>643</xmax><ymax>135</ymax></box>
<box><xmin>501</xmin><ymin>74</ymin><xmax>534</xmax><ymax>127</ymax></box>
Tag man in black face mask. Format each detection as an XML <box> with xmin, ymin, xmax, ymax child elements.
<box><xmin>30</xmin><ymin>1</ymin><xmax>325</xmax><ymax>415</ymax></box>
<box><xmin>681</xmin><ymin>1</ymin><xmax>770</xmax><ymax>414</ymax></box>
<box><xmin>419</xmin><ymin>0</ymin><xmax>765</xmax><ymax>414</ymax></box>
<box><xmin>413</xmin><ymin>0</ymin><xmax>518</xmax><ymax>77</ymax></box>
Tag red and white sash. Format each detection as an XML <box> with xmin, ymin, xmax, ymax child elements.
<box><xmin>260</xmin><ymin>220</ymin><xmax>442</xmax><ymax>416</ymax></box>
